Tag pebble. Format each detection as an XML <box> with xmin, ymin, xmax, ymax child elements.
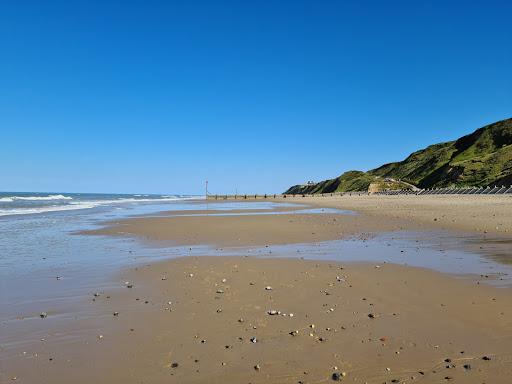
<box><xmin>250</xmin><ymin>337</ymin><xmax>257</xmax><ymax>343</ymax></box>
<box><xmin>332</xmin><ymin>372</ymin><xmax>341</xmax><ymax>381</ymax></box>
<box><xmin>254</xmin><ymin>364</ymin><xmax>261</xmax><ymax>371</ymax></box>
<box><xmin>267</xmin><ymin>310</ymin><xmax>280</xmax><ymax>315</ymax></box>
<box><xmin>265</xmin><ymin>286</ymin><xmax>273</xmax><ymax>291</ymax></box>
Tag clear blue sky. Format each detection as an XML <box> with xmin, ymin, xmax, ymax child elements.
<box><xmin>1</xmin><ymin>1</ymin><xmax>510</xmax><ymax>195</ymax></box>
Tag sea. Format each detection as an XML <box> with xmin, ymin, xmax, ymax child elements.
<box><xmin>0</xmin><ymin>192</ymin><xmax>198</xmax><ymax>217</ymax></box>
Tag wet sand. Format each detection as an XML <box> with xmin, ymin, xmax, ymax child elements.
<box><xmin>5</xmin><ymin>256</ymin><xmax>511</xmax><ymax>383</ymax></box>
<box><xmin>4</xmin><ymin>199</ymin><xmax>512</xmax><ymax>383</ymax></box>
<box><xmin>84</xmin><ymin>208</ymin><xmax>423</xmax><ymax>247</ymax></box>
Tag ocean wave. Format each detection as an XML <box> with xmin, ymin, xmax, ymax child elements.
<box><xmin>0</xmin><ymin>194</ymin><xmax>73</xmax><ymax>202</ymax></box>
<box><xmin>0</xmin><ymin>195</ymin><xmax>202</xmax><ymax>217</ymax></box>
<box><xmin>0</xmin><ymin>202</ymin><xmax>98</xmax><ymax>216</ymax></box>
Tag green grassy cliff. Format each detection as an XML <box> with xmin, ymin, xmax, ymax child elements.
<box><xmin>285</xmin><ymin>118</ymin><xmax>512</xmax><ymax>194</ymax></box>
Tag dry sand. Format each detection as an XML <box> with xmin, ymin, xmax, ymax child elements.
<box><xmin>4</xmin><ymin>197</ymin><xmax>512</xmax><ymax>383</ymax></box>
<box><xmin>280</xmin><ymin>194</ymin><xmax>512</xmax><ymax>237</ymax></box>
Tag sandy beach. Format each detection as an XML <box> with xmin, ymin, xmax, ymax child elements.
<box><xmin>3</xmin><ymin>196</ymin><xmax>512</xmax><ymax>383</ymax></box>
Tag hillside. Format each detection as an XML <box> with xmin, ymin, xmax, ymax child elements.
<box><xmin>285</xmin><ymin>118</ymin><xmax>512</xmax><ymax>194</ymax></box>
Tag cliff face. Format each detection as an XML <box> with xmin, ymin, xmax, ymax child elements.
<box><xmin>285</xmin><ymin>118</ymin><xmax>512</xmax><ymax>194</ymax></box>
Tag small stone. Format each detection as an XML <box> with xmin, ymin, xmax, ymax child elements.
<box><xmin>39</xmin><ymin>312</ymin><xmax>48</xmax><ymax>319</ymax></box>
<box><xmin>290</xmin><ymin>330</ymin><xmax>299</xmax><ymax>336</ymax></box>
<box><xmin>267</xmin><ymin>310</ymin><xmax>279</xmax><ymax>315</ymax></box>
<box><xmin>216</xmin><ymin>289</ymin><xmax>224</xmax><ymax>294</ymax></box>
<box><xmin>254</xmin><ymin>364</ymin><xmax>261</xmax><ymax>371</ymax></box>
<box><xmin>463</xmin><ymin>364</ymin><xmax>471</xmax><ymax>370</ymax></box>
<box><xmin>250</xmin><ymin>337</ymin><xmax>257</xmax><ymax>343</ymax></box>
<box><xmin>332</xmin><ymin>372</ymin><xmax>341</xmax><ymax>381</ymax></box>
<box><xmin>482</xmin><ymin>355</ymin><xmax>491</xmax><ymax>361</ymax></box>
<box><xmin>113</xmin><ymin>311</ymin><xmax>119</xmax><ymax>316</ymax></box>
<box><xmin>368</xmin><ymin>313</ymin><xmax>375</xmax><ymax>319</ymax></box>
<box><xmin>171</xmin><ymin>362</ymin><xmax>179</xmax><ymax>368</ymax></box>
<box><xmin>265</xmin><ymin>286</ymin><xmax>273</xmax><ymax>291</ymax></box>
<box><xmin>221</xmin><ymin>278</ymin><xmax>227</xmax><ymax>283</ymax></box>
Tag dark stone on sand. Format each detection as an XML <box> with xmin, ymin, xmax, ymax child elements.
<box><xmin>482</xmin><ymin>355</ymin><xmax>491</xmax><ymax>361</ymax></box>
<box><xmin>332</xmin><ymin>372</ymin><xmax>341</xmax><ymax>381</ymax></box>
<box><xmin>171</xmin><ymin>362</ymin><xmax>179</xmax><ymax>368</ymax></box>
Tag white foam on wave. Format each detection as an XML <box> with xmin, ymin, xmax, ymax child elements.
<box><xmin>0</xmin><ymin>194</ymin><xmax>73</xmax><ymax>202</ymax></box>
<box><xmin>0</xmin><ymin>195</ymin><xmax>202</xmax><ymax>217</ymax></box>
<box><xmin>0</xmin><ymin>202</ymin><xmax>98</xmax><ymax>216</ymax></box>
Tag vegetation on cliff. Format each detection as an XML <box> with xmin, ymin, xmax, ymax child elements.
<box><xmin>285</xmin><ymin>118</ymin><xmax>512</xmax><ymax>194</ymax></box>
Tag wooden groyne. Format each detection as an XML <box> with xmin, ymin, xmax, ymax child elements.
<box><xmin>206</xmin><ymin>185</ymin><xmax>512</xmax><ymax>200</ymax></box>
